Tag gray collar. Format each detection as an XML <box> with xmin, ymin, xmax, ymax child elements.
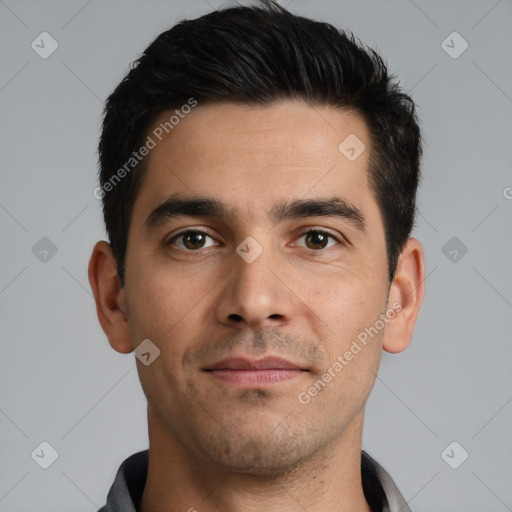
<box><xmin>362</xmin><ymin>451</ymin><xmax>412</xmax><ymax>512</ymax></box>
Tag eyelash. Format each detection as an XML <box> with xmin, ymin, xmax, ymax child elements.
<box><xmin>166</xmin><ymin>228</ymin><xmax>344</xmax><ymax>253</ymax></box>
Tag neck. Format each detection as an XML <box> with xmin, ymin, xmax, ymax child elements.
<box><xmin>139</xmin><ymin>405</ymin><xmax>372</xmax><ymax>512</ymax></box>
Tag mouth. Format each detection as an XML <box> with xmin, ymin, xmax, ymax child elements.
<box><xmin>203</xmin><ymin>356</ymin><xmax>309</xmax><ymax>387</ymax></box>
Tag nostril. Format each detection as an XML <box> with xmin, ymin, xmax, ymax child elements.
<box><xmin>228</xmin><ymin>314</ymin><xmax>243</xmax><ymax>322</ymax></box>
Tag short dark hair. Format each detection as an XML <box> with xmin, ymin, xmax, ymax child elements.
<box><xmin>98</xmin><ymin>0</ymin><xmax>422</xmax><ymax>288</ymax></box>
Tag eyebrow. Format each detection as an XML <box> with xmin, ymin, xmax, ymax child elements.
<box><xmin>144</xmin><ymin>194</ymin><xmax>367</xmax><ymax>233</ymax></box>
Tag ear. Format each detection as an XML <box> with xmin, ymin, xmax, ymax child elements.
<box><xmin>382</xmin><ymin>237</ymin><xmax>425</xmax><ymax>354</ymax></box>
<box><xmin>88</xmin><ymin>241</ymin><xmax>134</xmax><ymax>354</ymax></box>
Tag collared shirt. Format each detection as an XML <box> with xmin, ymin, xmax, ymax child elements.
<box><xmin>97</xmin><ymin>449</ymin><xmax>411</xmax><ymax>512</ymax></box>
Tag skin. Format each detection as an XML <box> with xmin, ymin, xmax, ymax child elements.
<box><xmin>89</xmin><ymin>99</ymin><xmax>425</xmax><ymax>512</ymax></box>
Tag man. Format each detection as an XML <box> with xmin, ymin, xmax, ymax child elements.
<box><xmin>89</xmin><ymin>1</ymin><xmax>425</xmax><ymax>511</ymax></box>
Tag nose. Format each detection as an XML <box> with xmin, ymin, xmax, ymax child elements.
<box><xmin>215</xmin><ymin>241</ymin><xmax>295</xmax><ymax>331</ymax></box>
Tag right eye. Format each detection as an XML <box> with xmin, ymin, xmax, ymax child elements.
<box><xmin>167</xmin><ymin>230</ymin><xmax>219</xmax><ymax>252</ymax></box>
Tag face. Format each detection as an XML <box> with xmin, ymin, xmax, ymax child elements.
<box><xmin>110</xmin><ymin>99</ymin><xmax>399</xmax><ymax>474</ymax></box>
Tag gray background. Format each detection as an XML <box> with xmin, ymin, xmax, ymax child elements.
<box><xmin>1</xmin><ymin>0</ymin><xmax>511</xmax><ymax>510</ymax></box>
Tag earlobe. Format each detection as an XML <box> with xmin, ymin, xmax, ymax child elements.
<box><xmin>88</xmin><ymin>241</ymin><xmax>134</xmax><ymax>354</ymax></box>
<box><xmin>382</xmin><ymin>237</ymin><xmax>425</xmax><ymax>354</ymax></box>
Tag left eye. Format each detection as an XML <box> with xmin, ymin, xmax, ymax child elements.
<box><xmin>295</xmin><ymin>230</ymin><xmax>339</xmax><ymax>250</ymax></box>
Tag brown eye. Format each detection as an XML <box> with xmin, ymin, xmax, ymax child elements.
<box><xmin>182</xmin><ymin>232</ymin><xmax>207</xmax><ymax>250</ymax></box>
<box><xmin>298</xmin><ymin>230</ymin><xmax>339</xmax><ymax>250</ymax></box>
<box><xmin>305</xmin><ymin>231</ymin><xmax>329</xmax><ymax>249</ymax></box>
<box><xmin>169</xmin><ymin>230</ymin><xmax>216</xmax><ymax>251</ymax></box>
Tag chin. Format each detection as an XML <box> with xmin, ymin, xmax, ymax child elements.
<box><xmin>196</xmin><ymin>424</ymin><xmax>318</xmax><ymax>477</ymax></box>
<box><xmin>210</xmin><ymin>445</ymin><xmax>310</xmax><ymax>477</ymax></box>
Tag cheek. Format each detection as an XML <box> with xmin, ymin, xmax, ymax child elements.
<box><xmin>306</xmin><ymin>281</ymin><xmax>383</xmax><ymax>409</ymax></box>
<box><xmin>303</xmin><ymin>272</ymin><xmax>386</xmax><ymax>373</ymax></box>
<box><xmin>304</xmin><ymin>268</ymin><xmax>383</xmax><ymax>330</ymax></box>
<box><xmin>126</xmin><ymin>267</ymin><xmax>195</xmax><ymax>344</ymax></box>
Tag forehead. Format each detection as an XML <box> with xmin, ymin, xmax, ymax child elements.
<box><xmin>146</xmin><ymin>99</ymin><xmax>369</xmax><ymax>174</ymax></box>
<box><xmin>131</xmin><ymin>99</ymin><xmax>381</xmax><ymax>235</ymax></box>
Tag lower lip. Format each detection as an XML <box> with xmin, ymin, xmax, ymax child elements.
<box><xmin>205</xmin><ymin>369</ymin><xmax>304</xmax><ymax>386</ymax></box>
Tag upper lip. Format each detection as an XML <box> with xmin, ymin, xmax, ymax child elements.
<box><xmin>205</xmin><ymin>356</ymin><xmax>306</xmax><ymax>371</ymax></box>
